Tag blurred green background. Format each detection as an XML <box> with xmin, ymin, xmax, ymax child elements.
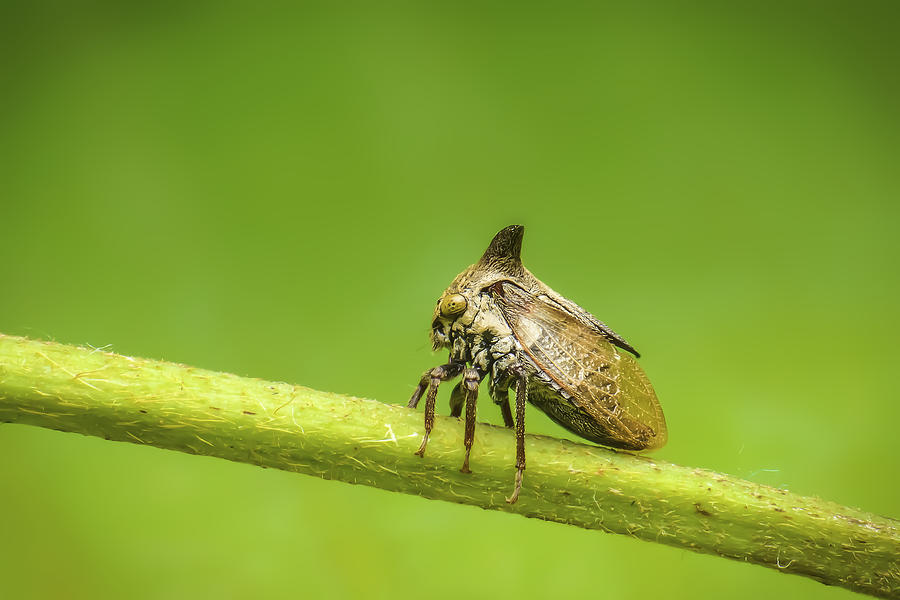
<box><xmin>2</xmin><ymin>2</ymin><xmax>898</xmax><ymax>599</ymax></box>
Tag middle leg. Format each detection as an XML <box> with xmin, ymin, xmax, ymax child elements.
<box><xmin>459</xmin><ymin>367</ymin><xmax>485</xmax><ymax>474</ymax></box>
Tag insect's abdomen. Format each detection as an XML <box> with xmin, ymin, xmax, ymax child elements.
<box><xmin>525</xmin><ymin>357</ymin><xmax>667</xmax><ymax>452</ymax></box>
<box><xmin>493</xmin><ymin>281</ymin><xmax>667</xmax><ymax>451</ymax></box>
<box><xmin>525</xmin><ymin>381</ymin><xmax>647</xmax><ymax>451</ymax></box>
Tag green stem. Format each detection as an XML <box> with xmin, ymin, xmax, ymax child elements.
<box><xmin>0</xmin><ymin>333</ymin><xmax>897</xmax><ymax>598</ymax></box>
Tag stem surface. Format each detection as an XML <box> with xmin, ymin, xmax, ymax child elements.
<box><xmin>0</xmin><ymin>334</ymin><xmax>897</xmax><ymax>598</ymax></box>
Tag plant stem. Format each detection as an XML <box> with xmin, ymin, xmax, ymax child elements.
<box><xmin>0</xmin><ymin>333</ymin><xmax>897</xmax><ymax>598</ymax></box>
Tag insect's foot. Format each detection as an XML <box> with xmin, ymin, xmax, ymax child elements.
<box><xmin>505</xmin><ymin>467</ymin><xmax>524</xmax><ymax>504</ymax></box>
<box><xmin>460</xmin><ymin>448</ymin><xmax>473</xmax><ymax>473</ymax></box>
<box><xmin>414</xmin><ymin>434</ymin><xmax>429</xmax><ymax>457</ymax></box>
<box><xmin>460</xmin><ymin>456</ymin><xmax>471</xmax><ymax>473</ymax></box>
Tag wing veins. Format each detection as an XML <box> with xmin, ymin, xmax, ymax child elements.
<box><xmin>523</xmin><ymin>299</ymin><xmax>661</xmax><ymax>427</ymax></box>
<box><xmin>497</xmin><ymin>284</ymin><xmax>652</xmax><ymax>436</ymax></box>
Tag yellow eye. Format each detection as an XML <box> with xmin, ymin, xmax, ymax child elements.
<box><xmin>440</xmin><ymin>294</ymin><xmax>468</xmax><ymax>317</ymax></box>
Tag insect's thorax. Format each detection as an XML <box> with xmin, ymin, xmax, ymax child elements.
<box><xmin>432</xmin><ymin>291</ymin><xmax>518</xmax><ymax>372</ymax></box>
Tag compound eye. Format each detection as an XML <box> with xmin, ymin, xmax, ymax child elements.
<box><xmin>439</xmin><ymin>294</ymin><xmax>468</xmax><ymax>317</ymax></box>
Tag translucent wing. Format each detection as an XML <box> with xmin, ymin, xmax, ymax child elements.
<box><xmin>492</xmin><ymin>281</ymin><xmax>667</xmax><ymax>451</ymax></box>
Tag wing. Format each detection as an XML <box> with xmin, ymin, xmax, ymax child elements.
<box><xmin>545</xmin><ymin>292</ymin><xmax>642</xmax><ymax>357</ymax></box>
<box><xmin>492</xmin><ymin>281</ymin><xmax>667</xmax><ymax>451</ymax></box>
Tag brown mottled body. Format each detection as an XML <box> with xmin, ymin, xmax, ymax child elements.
<box><xmin>408</xmin><ymin>225</ymin><xmax>666</xmax><ymax>503</ymax></box>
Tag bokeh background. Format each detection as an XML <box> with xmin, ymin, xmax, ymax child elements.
<box><xmin>2</xmin><ymin>2</ymin><xmax>898</xmax><ymax>599</ymax></box>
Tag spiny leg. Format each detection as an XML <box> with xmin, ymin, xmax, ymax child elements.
<box><xmin>506</xmin><ymin>374</ymin><xmax>527</xmax><ymax>504</ymax></box>
<box><xmin>459</xmin><ymin>367</ymin><xmax>484</xmax><ymax>473</ymax></box>
<box><xmin>409</xmin><ymin>362</ymin><xmax>464</xmax><ymax>457</ymax></box>
<box><xmin>414</xmin><ymin>381</ymin><xmax>439</xmax><ymax>457</ymax></box>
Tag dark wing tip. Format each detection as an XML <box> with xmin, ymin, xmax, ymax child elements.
<box><xmin>605</xmin><ymin>331</ymin><xmax>640</xmax><ymax>358</ymax></box>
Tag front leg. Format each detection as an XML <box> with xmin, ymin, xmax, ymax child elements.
<box><xmin>408</xmin><ymin>361</ymin><xmax>465</xmax><ymax>457</ymax></box>
<box><xmin>408</xmin><ymin>361</ymin><xmax>465</xmax><ymax>409</ymax></box>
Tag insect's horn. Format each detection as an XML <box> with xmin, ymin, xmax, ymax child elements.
<box><xmin>479</xmin><ymin>225</ymin><xmax>525</xmax><ymax>273</ymax></box>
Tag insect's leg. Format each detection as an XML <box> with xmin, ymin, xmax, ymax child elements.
<box><xmin>488</xmin><ymin>383</ymin><xmax>513</xmax><ymax>427</ymax></box>
<box><xmin>408</xmin><ymin>361</ymin><xmax>464</xmax><ymax>408</ymax></box>
<box><xmin>448</xmin><ymin>382</ymin><xmax>465</xmax><ymax>418</ymax></box>
<box><xmin>506</xmin><ymin>373</ymin><xmax>527</xmax><ymax>504</ymax></box>
<box><xmin>460</xmin><ymin>367</ymin><xmax>485</xmax><ymax>474</ymax></box>
<box><xmin>490</xmin><ymin>362</ymin><xmax>515</xmax><ymax>428</ymax></box>
<box><xmin>408</xmin><ymin>369</ymin><xmax>432</xmax><ymax>409</ymax></box>
<box><xmin>493</xmin><ymin>385</ymin><xmax>514</xmax><ymax>428</ymax></box>
<box><xmin>499</xmin><ymin>399</ymin><xmax>514</xmax><ymax>429</ymax></box>
<box><xmin>411</xmin><ymin>362</ymin><xmax>464</xmax><ymax>457</ymax></box>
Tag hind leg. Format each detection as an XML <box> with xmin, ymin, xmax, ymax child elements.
<box><xmin>505</xmin><ymin>372</ymin><xmax>527</xmax><ymax>504</ymax></box>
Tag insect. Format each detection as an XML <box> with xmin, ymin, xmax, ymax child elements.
<box><xmin>408</xmin><ymin>225</ymin><xmax>667</xmax><ymax>503</ymax></box>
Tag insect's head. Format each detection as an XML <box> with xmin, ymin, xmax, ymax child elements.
<box><xmin>428</xmin><ymin>270</ymin><xmax>480</xmax><ymax>350</ymax></box>
<box><xmin>429</xmin><ymin>225</ymin><xmax>528</xmax><ymax>351</ymax></box>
